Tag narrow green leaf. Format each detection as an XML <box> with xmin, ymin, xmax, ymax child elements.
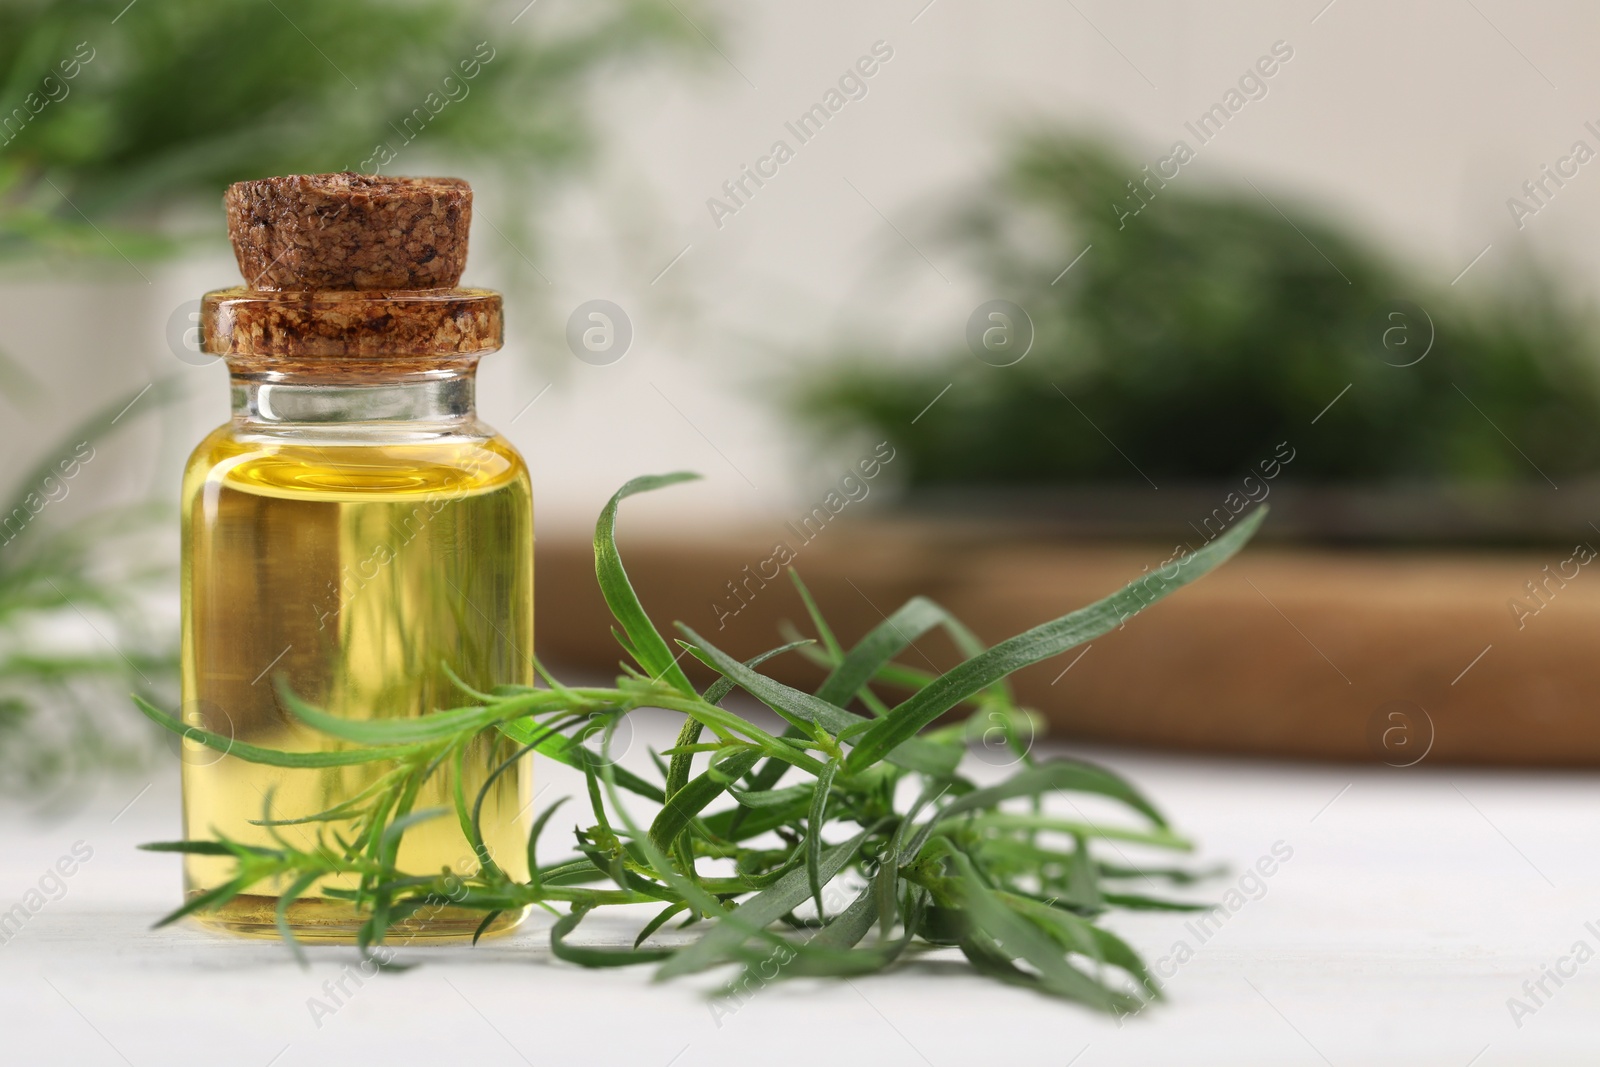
<box><xmin>279</xmin><ymin>682</ymin><xmax>509</xmax><ymax>745</ymax></box>
<box><xmin>956</xmin><ymin>812</ymin><xmax>1191</xmax><ymax>850</ymax></box>
<box><xmin>848</xmin><ymin>509</ymin><xmax>1266</xmax><ymax>770</ymax></box>
<box><xmin>713</xmin><ymin>930</ymin><xmax>907</xmax><ymax>992</ymax></box>
<box><xmin>648</xmin><ymin>749</ymin><xmax>762</xmax><ymax>852</ymax></box>
<box><xmin>806</xmin><ymin>757</ymin><xmax>841</xmax><ymax>921</ymax></box>
<box><xmin>150</xmin><ymin>877</ymin><xmax>255</xmax><ymax>929</ymax></box>
<box><xmin>662</xmin><ymin>715</ymin><xmax>705</xmax><ymax>804</ymax></box>
<box><xmin>275</xmin><ymin>871</ymin><xmax>322</xmax><ymax>968</ymax></box>
<box><xmin>701</xmin><ymin>639</ymin><xmax>813</xmax><ymax>708</ymax></box>
<box><xmin>593</xmin><ymin>473</ymin><xmax>702</xmax><ymax>696</ymax></box>
<box><xmin>702</xmin><ymin>797</ymin><xmax>812</xmax><ymax>843</ymax></box>
<box><xmin>950</xmin><ymin>851</ymin><xmax>1140</xmax><ymax>1012</ymax></box>
<box><xmin>379</xmin><ymin>807</ymin><xmax>449</xmax><ymax>854</ymax></box>
<box><xmin>810</xmin><ymin>886</ymin><xmax>878</xmax><ymax>950</ymax></box>
<box><xmin>1002</xmin><ymin>891</ymin><xmax>1161</xmax><ymax>997</ymax></box>
<box><xmin>138</xmin><ymin>840</ymin><xmax>266</xmax><ymax>857</ymax></box>
<box><xmin>526</xmin><ymin>797</ymin><xmax>570</xmax><ymax>889</ymax></box>
<box><xmin>816</xmin><ymin>596</ymin><xmax>979</xmax><ymax>706</ymax></box>
<box><xmin>788</xmin><ymin>570</ymin><xmax>843</xmax><ymax>659</ymax></box>
<box><xmin>727</xmin><ymin>782</ymin><xmax>813</xmax><ymax>809</ymax></box>
<box><xmin>657</xmin><ymin>826</ymin><xmax>873</xmax><ymax>979</ymax></box>
<box><xmin>937</xmin><ymin>758</ymin><xmax>1166</xmax><ymax>828</ymax></box>
<box><xmin>1066</xmin><ymin>832</ymin><xmax>1103</xmax><ymax>911</ymax></box>
<box><xmin>134</xmin><ymin>696</ymin><xmax>418</xmax><ymax>768</ymax></box>
<box><xmin>872</xmin><ymin>852</ymin><xmax>899</xmax><ymax>941</ymax></box>
<box><xmin>498</xmin><ymin>717</ymin><xmax>664</xmax><ymax>803</ymax></box>
<box><xmin>634</xmin><ymin>902</ymin><xmax>689</xmax><ymax>949</ymax></box>
<box><xmin>677</xmin><ymin>626</ymin><xmax>960</xmax><ymax>777</ymax></box>
<box><xmin>471</xmin><ymin>910</ymin><xmax>505</xmax><ymax>946</ymax></box>
<box><xmin>1099</xmin><ymin>892</ymin><xmax>1208</xmax><ymax>912</ymax></box>
<box><xmin>551</xmin><ymin>906</ymin><xmax>675</xmax><ymax>968</ymax></box>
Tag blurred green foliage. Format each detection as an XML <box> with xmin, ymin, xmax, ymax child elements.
<box><xmin>0</xmin><ymin>0</ymin><xmax>710</xmax><ymax>794</ymax></box>
<box><xmin>0</xmin><ymin>0</ymin><xmax>706</xmax><ymax>260</ymax></box>
<box><xmin>0</xmin><ymin>378</ymin><xmax>181</xmax><ymax>802</ymax></box>
<box><xmin>798</xmin><ymin>134</ymin><xmax>1600</xmax><ymax>485</ymax></box>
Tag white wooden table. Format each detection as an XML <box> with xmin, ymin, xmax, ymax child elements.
<box><xmin>2</xmin><ymin>715</ymin><xmax>1594</xmax><ymax>1066</ymax></box>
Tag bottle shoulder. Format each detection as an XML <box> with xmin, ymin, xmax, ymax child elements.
<box><xmin>183</xmin><ymin>421</ymin><xmax>528</xmax><ymax>502</ymax></box>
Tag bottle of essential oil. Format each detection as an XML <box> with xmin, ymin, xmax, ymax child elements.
<box><xmin>181</xmin><ymin>174</ymin><xmax>532</xmax><ymax>939</ymax></box>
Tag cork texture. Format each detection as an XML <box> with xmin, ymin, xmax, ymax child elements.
<box><xmin>224</xmin><ymin>173</ymin><xmax>471</xmax><ymax>291</ymax></box>
<box><xmin>201</xmin><ymin>287</ymin><xmax>502</xmax><ymax>375</ymax></box>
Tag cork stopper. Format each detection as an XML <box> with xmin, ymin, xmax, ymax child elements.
<box><xmin>203</xmin><ymin>173</ymin><xmax>501</xmax><ymax>377</ymax></box>
<box><xmin>224</xmin><ymin>173</ymin><xmax>472</xmax><ymax>290</ymax></box>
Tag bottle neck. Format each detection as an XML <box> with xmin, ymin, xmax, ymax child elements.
<box><xmin>231</xmin><ymin>371</ymin><xmax>477</xmax><ymax>428</ymax></box>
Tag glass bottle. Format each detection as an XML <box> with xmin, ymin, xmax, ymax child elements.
<box><xmin>179</xmin><ymin>175</ymin><xmax>532</xmax><ymax>940</ymax></box>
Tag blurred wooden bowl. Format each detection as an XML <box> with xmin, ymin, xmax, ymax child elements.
<box><xmin>535</xmin><ymin>519</ymin><xmax>1599</xmax><ymax>766</ymax></box>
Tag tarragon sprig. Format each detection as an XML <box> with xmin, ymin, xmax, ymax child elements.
<box><xmin>137</xmin><ymin>472</ymin><xmax>1264</xmax><ymax>1011</ymax></box>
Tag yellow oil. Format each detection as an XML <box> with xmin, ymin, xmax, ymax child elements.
<box><xmin>179</xmin><ymin>428</ymin><xmax>533</xmax><ymax>940</ymax></box>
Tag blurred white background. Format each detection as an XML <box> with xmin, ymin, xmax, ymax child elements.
<box><xmin>4</xmin><ymin>0</ymin><xmax>1597</xmax><ymax>531</ymax></box>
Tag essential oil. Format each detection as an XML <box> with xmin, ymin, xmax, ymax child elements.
<box><xmin>179</xmin><ymin>174</ymin><xmax>531</xmax><ymax>939</ymax></box>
